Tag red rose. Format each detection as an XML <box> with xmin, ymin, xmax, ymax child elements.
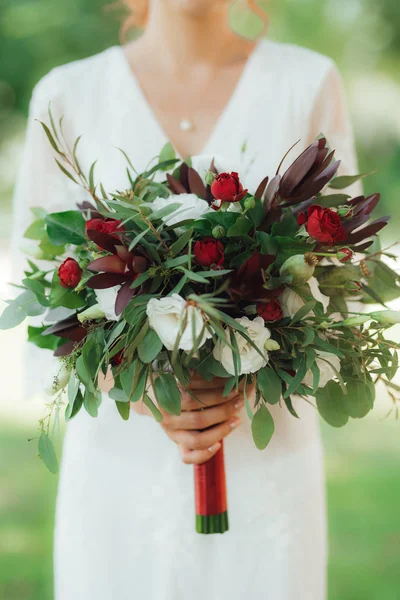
<box><xmin>297</xmin><ymin>212</ymin><xmax>307</xmax><ymax>226</ymax></box>
<box><xmin>58</xmin><ymin>258</ymin><xmax>82</xmax><ymax>288</ymax></box>
<box><xmin>256</xmin><ymin>299</ymin><xmax>284</xmax><ymax>322</ymax></box>
<box><xmin>194</xmin><ymin>238</ymin><xmax>224</xmax><ymax>267</ymax></box>
<box><xmin>211</xmin><ymin>172</ymin><xmax>247</xmax><ymax>203</ymax></box>
<box><xmin>305</xmin><ymin>205</ymin><xmax>346</xmax><ymax>245</ymax></box>
<box><xmin>111</xmin><ymin>350</ymin><xmax>124</xmax><ymax>367</ymax></box>
<box><xmin>86</xmin><ymin>218</ymin><xmax>124</xmax><ymax>239</ymax></box>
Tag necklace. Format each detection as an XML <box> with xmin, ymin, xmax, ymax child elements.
<box><xmin>179</xmin><ymin>117</ymin><xmax>194</xmax><ymax>132</ymax></box>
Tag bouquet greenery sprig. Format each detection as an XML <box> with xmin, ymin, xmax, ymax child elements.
<box><xmin>2</xmin><ymin>110</ymin><xmax>399</xmax><ymax>533</ymax></box>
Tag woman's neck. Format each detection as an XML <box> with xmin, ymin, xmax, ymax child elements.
<box><xmin>138</xmin><ymin>3</ymin><xmax>252</xmax><ymax>72</ymax></box>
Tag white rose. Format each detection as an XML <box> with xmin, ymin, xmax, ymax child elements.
<box><xmin>146</xmin><ymin>294</ymin><xmax>212</xmax><ymax>352</ymax></box>
<box><xmin>280</xmin><ymin>277</ymin><xmax>330</xmax><ymax>318</ymax></box>
<box><xmin>213</xmin><ymin>316</ymin><xmax>271</xmax><ymax>375</ymax></box>
<box><xmin>150</xmin><ymin>194</ymin><xmax>210</xmax><ymax>230</ymax></box>
<box><xmin>302</xmin><ymin>351</ymin><xmax>341</xmax><ymax>389</ymax></box>
<box><xmin>44</xmin><ymin>361</ymin><xmax>71</xmax><ymax>396</ymax></box>
<box><xmin>95</xmin><ymin>286</ymin><xmax>120</xmax><ymax>321</ymax></box>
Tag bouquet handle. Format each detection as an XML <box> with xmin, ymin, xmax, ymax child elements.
<box><xmin>194</xmin><ymin>440</ymin><xmax>229</xmax><ymax>534</ymax></box>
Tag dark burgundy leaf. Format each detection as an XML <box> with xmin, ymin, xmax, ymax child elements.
<box><xmin>86</xmin><ymin>273</ymin><xmax>128</xmax><ymax>289</ymax></box>
<box><xmin>87</xmin><ymin>255</ymin><xmax>126</xmax><ymax>274</ymax></box>
<box><xmin>358</xmin><ymin>193</ymin><xmax>380</xmax><ymax>216</ymax></box>
<box><xmin>179</xmin><ymin>162</ymin><xmax>190</xmax><ymax>190</ymax></box>
<box><xmin>343</xmin><ymin>213</ymin><xmax>370</xmax><ymax>233</ymax></box>
<box><xmin>86</xmin><ymin>230</ymin><xmax>118</xmax><ymax>254</ymax></box>
<box><xmin>279</xmin><ymin>142</ymin><xmax>319</xmax><ymax>197</ymax></box>
<box><xmin>347</xmin><ymin>216</ymin><xmax>390</xmax><ymax>244</ymax></box>
<box><xmin>167</xmin><ymin>173</ymin><xmax>187</xmax><ymax>194</ymax></box>
<box><xmin>188</xmin><ymin>167</ymin><xmax>207</xmax><ymax>199</ymax></box>
<box><xmin>55</xmin><ymin>326</ymin><xmax>87</xmax><ymax>342</ymax></box>
<box><xmin>115</xmin><ymin>280</ymin><xmax>136</xmax><ymax>315</ymax></box>
<box><xmin>115</xmin><ymin>245</ymin><xmax>133</xmax><ymax>263</ymax></box>
<box><xmin>131</xmin><ymin>256</ymin><xmax>149</xmax><ymax>274</ymax></box>
<box><xmin>255</xmin><ymin>176</ymin><xmax>269</xmax><ymax>201</ymax></box>
<box><xmin>54</xmin><ymin>340</ymin><xmax>76</xmax><ymax>357</ymax></box>
<box><xmin>347</xmin><ymin>195</ymin><xmax>366</xmax><ymax>207</ymax></box>
<box><xmin>352</xmin><ymin>240</ymin><xmax>374</xmax><ymax>252</ymax></box>
<box><xmin>42</xmin><ymin>315</ymin><xmax>80</xmax><ymax>336</ymax></box>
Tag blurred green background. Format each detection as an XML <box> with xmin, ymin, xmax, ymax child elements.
<box><xmin>0</xmin><ymin>1</ymin><xmax>399</xmax><ymax>599</ymax></box>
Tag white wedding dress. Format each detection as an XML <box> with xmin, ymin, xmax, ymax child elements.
<box><xmin>12</xmin><ymin>39</ymin><xmax>361</xmax><ymax>600</ymax></box>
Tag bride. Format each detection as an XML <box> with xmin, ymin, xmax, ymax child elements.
<box><xmin>13</xmin><ymin>1</ymin><xmax>361</xmax><ymax>598</ymax></box>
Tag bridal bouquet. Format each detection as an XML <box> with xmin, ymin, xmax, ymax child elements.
<box><xmin>2</xmin><ymin>111</ymin><xmax>400</xmax><ymax>534</ymax></box>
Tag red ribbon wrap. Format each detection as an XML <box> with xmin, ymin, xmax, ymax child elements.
<box><xmin>194</xmin><ymin>440</ymin><xmax>227</xmax><ymax>515</ymax></box>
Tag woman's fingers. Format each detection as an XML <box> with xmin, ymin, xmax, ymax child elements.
<box><xmin>179</xmin><ymin>442</ymin><xmax>222</xmax><ymax>465</ymax></box>
<box><xmin>168</xmin><ymin>415</ymin><xmax>242</xmax><ymax>452</ymax></box>
<box><xmin>162</xmin><ymin>396</ymin><xmax>244</xmax><ymax>431</ymax></box>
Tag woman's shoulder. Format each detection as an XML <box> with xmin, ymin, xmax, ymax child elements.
<box><xmin>258</xmin><ymin>38</ymin><xmax>337</xmax><ymax>83</ymax></box>
<box><xmin>30</xmin><ymin>46</ymin><xmax>121</xmax><ymax>113</ymax></box>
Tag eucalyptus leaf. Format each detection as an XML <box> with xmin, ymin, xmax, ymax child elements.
<box><xmin>38</xmin><ymin>432</ymin><xmax>59</xmax><ymax>474</ymax></box>
<box><xmin>153</xmin><ymin>373</ymin><xmax>181</xmax><ymax>415</ymax></box>
<box><xmin>251</xmin><ymin>403</ymin><xmax>275</xmax><ymax>450</ymax></box>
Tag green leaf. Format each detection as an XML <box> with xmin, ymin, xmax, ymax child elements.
<box><xmin>251</xmin><ymin>403</ymin><xmax>275</xmax><ymax>450</ymax></box>
<box><xmin>38</xmin><ymin>432</ymin><xmax>59</xmax><ymax>474</ymax></box>
<box><xmin>257</xmin><ymin>367</ymin><xmax>282</xmax><ymax>405</ymax></box>
<box><xmin>256</xmin><ymin>231</ymin><xmax>278</xmax><ymax>255</ymax></box>
<box><xmin>75</xmin><ymin>355</ymin><xmax>96</xmax><ymax>394</ymax></box>
<box><xmin>45</xmin><ymin>211</ymin><xmax>86</xmax><ymax>245</ymax></box>
<box><xmin>65</xmin><ymin>389</ymin><xmax>83</xmax><ymax>421</ymax></box>
<box><xmin>283</xmin><ymin>357</ymin><xmax>307</xmax><ymax>398</ymax></box>
<box><xmin>226</xmin><ymin>216</ymin><xmax>252</xmax><ymax>237</ymax></box>
<box><xmin>143</xmin><ymin>393</ymin><xmax>163</xmax><ymax>422</ymax></box>
<box><xmin>290</xmin><ymin>300</ymin><xmax>316</xmax><ymax>324</ymax></box>
<box><xmin>49</xmin><ymin>272</ymin><xmax>86</xmax><ymax>309</ymax></box>
<box><xmin>130</xmin><ymin>271</ymin><xmax>152</xmax><ymax>290</ymax></box>
<box><xmin>24</xmin><ymin>218</ymin><xmax>46</xmax><ymax>240</ymax></box>
<box><xmin>153</xmin><ymin>373</ymin><xmax>181</xmax><ymax>415</ymax></box>
<box><xmin>83</xmin><ymin>390</ymin><xmax>100</xmax><ymax>417</ymax></box>
<box><xmin>0</xmin><ymin>300</ymin><xmax>27</xmax><ymax>329</ymax></box>
<box><xmin>38</xmin><ymin>120</ymin><xmax>61</xmax><ymax>154</ymax></box>
<box><xmin>170</xmin><ymin>227</ymin><xmax>193</xmax><ymax>256</ymax></box>
<box><xmin>342</xmin><ymin>380</ymin><xmax>374</xmax><ymax>419</ymax></box>
<box><xmin>138</xmin><ymin>328</ymin><xmax>163</xmax><ymax>363</ymax></box>
<box><xmin>27</xmin><ymin>326</ymin><xmax>59</xmax><ymax>350</ymax></box>
<box><xmin>318</xmin><ymin>193</ymin><xmax>351</xmax><ymax>208</ymax></box>
<box><xmin>82</xmin><ymin>331</ymin><xmax>103</xmax><ymax>379</ymax></box>
<box><xmin>159</xmin><ymin>142</ymin><xmax>176</xmax><ymax>166</ymax></box>
<box><xmin>54</xmin><ymin>159</ymin><xmax>79</xmax><ymax>184</ymax></box>
<box><xmin>116</xmin><ymin>400</ymin><xmax>130</xmax><ymax>420</ymax></box>
<box><xmin>181</xmin><ymin>269</ymin><xmax>209</xmax><ymax>284</ymax></box>
<box><xmin>22</xmin><ymin>278</ymin><xmax>49</xmax><ymax>307</ymax></box>
<box><xmin>316</xmin><ymin>381</ymin><xmax>349</xmax><ymax>427</ymax></box>
<box><xmin>328</xmin><ymin>171</ymin><xmax>373</xmax><ymax>190</ymax></box>
<box><xmin>149</xmin><ymin>202</ymin><xmax>182</xmax><ymax>221</ymax></box>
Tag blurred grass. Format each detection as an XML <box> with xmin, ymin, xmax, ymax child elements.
<box><xmin>0</xmin><ymin>418</ymin><xmax>399</xmax><ymax>600</ymax></box>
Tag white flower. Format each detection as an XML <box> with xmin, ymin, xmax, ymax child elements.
<box><xmin>302</xmin><ymin>351</ymin><xmax>341</xmax><ymax>389</ymax></box>
<box><xmin>150</xmin><ymin>194</ymin><xmax>210</xmax><ymax>230</ymax></box>
<box><xmin>146</xmin><ymin>294</ymin><xmax>212</xmax><ymax>352</ymax></box>
<box><xmin>213</xmin><ymin>316</ymin><xmax>271</xmax><ymax>375</ymax></box>
<box><xmin>44</xmin><ymin>361</ymin><xmax>71</xmax><ymax>396</ymax></box>
<box><xmin>280</xmin><ymin>277</ymin><xmax>330</xmax><ymax>318</ymax></box>
<box><xmin>77</xmin><ymin>303</ymin><xmax>106</xmax><ymax>323</ymax></box>
<box><xmin>95</xmin><ymin>287</ymin><xmax>120</xmax><ymax>321</ymax></box>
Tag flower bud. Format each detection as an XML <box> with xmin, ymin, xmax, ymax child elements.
<box><xmin>345</xmin><ymin>280</ymin><xmax>362</xmax><ymax>293</ymax></box>
<box><xmin>205</xmin><ymin>171</ymin><xmax>216</xmax><ymax>186</ymax></box>
<box><xmin>280</xmin><ymin>254</ymin><xmax>315</xmax><ymax>285</ymax></box>
<box><xmin>77</xmin><ymin>303</ymin><xmax>106</xmax><ymax>323</ymax></box>
<box><xmin>342</xmin><ymin>315</ymin><xmax>370</xmax><ymax>327</ymax></box>
<box><xmin>337</xmin><ymin>248</ymin><xmax>353</xmax><ymax>263</ymax></box>
<box><xmin>370</xmin><ymin>310</ymin><xmax>400</xmax><ymax>325</ymax></box>
<box><xmin>337</xmin><ymin>206</ymin><xmax>353</xmax><ymax>218</ymax></box>
<box><xmin>264</xmin><ymin>339</ymin><xmax>280</xmax><ymax>351</ymax></box>
<box><xmin>212</xmin><ymin>225</ymin><xmax>226</xmax><ymax>239</ymax></box>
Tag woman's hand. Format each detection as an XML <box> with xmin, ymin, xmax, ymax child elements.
<box><xmin>132</xmin><ymin>373</ymin><xmax>253</xmax><ymax>465</ymax></box>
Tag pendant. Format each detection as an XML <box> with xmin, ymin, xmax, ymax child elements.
<box><xmin>179</xmin><ymin>117</ymin><xmax>194</xmax><ymax>132</ymax></box>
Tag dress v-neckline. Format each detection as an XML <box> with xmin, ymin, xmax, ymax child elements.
<box><xmin>114</xmin><ymin>41</ymin><xmax>263</xmax><ymax>159</ymax></box>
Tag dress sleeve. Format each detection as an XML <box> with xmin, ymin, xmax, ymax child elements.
<box><xmin>9</xmin><ymin>74</ymin><xmax>74</xmax><ymax>398</ymax></box>
<box><xmin>306</xmin><ymin>62</ymin><xmax>363</xmax><ymax>198</ymax></box>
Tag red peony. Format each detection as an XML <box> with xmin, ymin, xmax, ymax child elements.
<box><xmin>194</xmin><ymin>238</ymin><xmax>224</xmax><ymax>268</ymax></box>
<box><xmin>256</xmin><ymin>299</ymin><xmax>284</xmax><ymax>322</ymax></box>
<box><xmin>58</xmin><ymin>258</ymin><xmax>82</xmax><ymax>288</ymax></box>
<box><xmin>303</xmin><ymin>205</ymin><xmax>346</xmax><ymax>245</ymax></box>
<box><xmin>211</xmin><ymin>172</ymin><xmax>247</xmax><ymax>203</ymax></box>
<box><xmin>85</xmin><ymin>218</ymin><xmax>124</xmax><ymax>239</ymax></box>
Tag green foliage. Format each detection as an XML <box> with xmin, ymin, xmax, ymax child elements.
<box><xmin>251</xmin><ymin>403</ymin><xmax>275</xmax><ymax>449</ymax></box>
